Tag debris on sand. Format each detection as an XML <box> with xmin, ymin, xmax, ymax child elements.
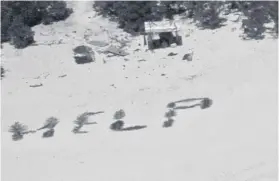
<box><xmin>29</xmin><ymin>83</ymin><xmax>43</xmax><ymax>88</ymax></box>
<box><xmin>104</xmin><ymin>46</ymin><xmax>129</xmax><ymax>56</ymax></box>
<box><xmin>58</xmin><ymin>74</ymin><xmax>67</xmax><ymax>78</ymax></box>
<box><xmin>138</xmin><ymin>59</ymin><xmax>146</xmax><ymax>62</ymax></box>
<box><xmin>88</xmin><ymin>40</ymin><xmax>109</xmax><ymax>47</ymax></box>
<box><xmin>182</xmin><ymin>52</ymin><xmax>193</xmax><ymax>61</ymax></box>
<box><xmin>168</xmin><ymin>52</ymin><xmax>178</xmax><ymax>56</ymax></box>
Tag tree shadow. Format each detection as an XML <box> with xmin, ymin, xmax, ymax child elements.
<box><xmin>72</xmin><ymin>125</ymin><xmax>89</xmax><ymax>134</ymax></box>
<box><xmin>110</xmin><ymin>120</ymin><xmax>147</xmax><ymax>131</ymax></box>
<box><xmin>84</xmin><ymin>122</ymin><xmax>97</xmax><ymax>125</ymax></box>
<box><xmin>72</xmin><ymin>130</ymin><xmax>89</xmax><ymax>134</ymax></box>
<box><xmin>121</xmin><ymin>125</ymin><xmax>147</xmax><ymax>131</ymax></box>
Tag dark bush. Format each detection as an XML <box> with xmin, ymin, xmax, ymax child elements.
<box><xmin>7</xmin><ymin>16</ymin><xmax>35</xmax><ymax>49</ymax></box>
<box><xmin>40</xmin><ymin>1</ymin><xmax>73</xmax><ymax>25</ymax></box>
<box><xmin>224</xmin><ymin>1</ymin><xmax>277</xmax><ymax>39</ymax></box>
<box><xmin>93</xmin><ymin>1</ymin><xmax>164</xmax><ymax>33</ymax></box>
<box><xmin>94</xmin><ymin>1</ymin><xmax>278</xmax><ymax>39</ymax></box>
<box><xmin>1</xmin><ymin>1</ymin><xmax>73</xmax><ymax>48</ymax></box>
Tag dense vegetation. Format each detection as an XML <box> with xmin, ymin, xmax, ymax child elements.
<box><xmin>93</xmin><ymin>1</ymin><xmax>278</xmax><ymax>39</ymax></box>
<box><xmin>0</xmin><ymin>1</ymin><xmax>277</xmax><ymax>50</ymax></box>
<box><xmin>1</xmin><ymin>1</ymin><xmax>73</xmax><ymax>48</ymax></box>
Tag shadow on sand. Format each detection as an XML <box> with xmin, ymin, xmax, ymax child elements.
<box><xmin>110</xmin><ymin>120</ymin><xmax>147</xmax><ymax>132</ymax></box>
<box><xmin>121</xmin><ymin>125</ymin><xmax>147</xmax><ymax>131</ymax></box>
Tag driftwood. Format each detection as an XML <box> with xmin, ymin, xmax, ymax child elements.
<box><xmin>29</xmin><ymin>83</ymin><xmax>43</xmax><ymax>88</ymax></box>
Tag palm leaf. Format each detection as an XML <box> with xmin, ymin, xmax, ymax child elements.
<box><xmin>113</xmin><ymin>109</ymin><xmax>125</xmax><ymax>120</ymax></box>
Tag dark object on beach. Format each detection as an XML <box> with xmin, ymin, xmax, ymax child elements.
<box><xmin>110</xmin><ymin>120</ymin><xmax>124</xmax><ymax>131</ymax></box>
<box><xmin>182</xmin><ymin>53</ymin><xmax>193</xmax><ymax>61</ymax></box>
<box><xmin>168</xmin><ymin>52</ymin><xmax>178</xmax><ymax>56</ymax></box>
<box><xmin>73</xmin><ymin>45</ymin><xmax>95</xmax><ymax>64</ymax></box>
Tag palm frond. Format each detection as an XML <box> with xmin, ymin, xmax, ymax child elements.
<box><xmin>37</xmin><ymin>117</ymin><xmax>59</xmax><ymax>131</ymax></box>
<box><xmin>165</xmin><ymin>109</ymin><xmax>176</xmax><ymax>118</ymax></box>
<box><xmin>9</xmin><ymin>122</ymin><xmax>28</xmax><ymax>134</ymax></box>
<box><xmin>113</xmin><ymin>109</ymin><xmax>125</xmax><ymax>120</ymax></box>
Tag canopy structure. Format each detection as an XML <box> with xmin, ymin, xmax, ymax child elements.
<box><xmin>144</xmin><ymin>20</ymin><xmax>181</xmax><ymax>33</ymax></box>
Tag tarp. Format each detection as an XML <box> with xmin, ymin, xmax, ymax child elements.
<box><xmin>144</xmin><ymin>20</ymin><xmax>180</xmax><ymax>33</ymax></box>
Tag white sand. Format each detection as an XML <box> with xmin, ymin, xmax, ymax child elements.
<box><xmin>1</xmin><ymin>2</ymin><xmax>277</xmax><ymax>181</ymax></box>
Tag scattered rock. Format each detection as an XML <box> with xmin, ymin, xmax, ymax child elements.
<box><xmin>161</xmin><ymin>73</ymin><xmax>166</xmax><ymax>76</ymax></box>
<box><xmin>168</xmin><ymin>52</ymin><xmax>178</xmax><ymax>56</ymax></box>
<box><xmin>134</xmin><ymin>48</ymin><xmax>140</xmax><ymax>52</ymax></box>
<box><xmin>138</xmin><ymin>59</ymin><xmax>146</xmax><ymax>62</ymax></box>
<box><xmin>124</xmin><ymin>58</ymin><xmax>129</xmax><ymax>61</ymax></box>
